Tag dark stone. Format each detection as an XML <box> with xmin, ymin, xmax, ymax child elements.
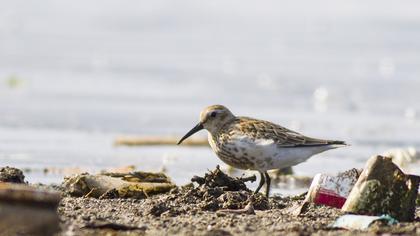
<box><xmin>0</xmin><ymin>166</ymin><xmax>25</xmax><ymax>183</ymax></box>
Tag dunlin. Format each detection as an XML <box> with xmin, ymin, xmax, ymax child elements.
<box><xmin>178</xmin><ymin>105</ymin><xmax>347</xmax><ymax>197</ymax></box>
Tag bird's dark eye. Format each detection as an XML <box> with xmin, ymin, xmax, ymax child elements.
<box><xmin>210</xmin><ymin>112</ymin><xmax>217</xmax><ymax>117</ymax></box>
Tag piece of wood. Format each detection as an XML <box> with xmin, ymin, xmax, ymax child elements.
<box><xmin>63</xmin><ymin>173</ymin><xmax>176</xmax><ymax>199</ymax></box>
<box><xmin>114</xmin><ymin>136</ymin><xmax>208</xmax><ymax>147</ymax></box>
<box><xmin>342</xmin><ymin>155</ymin><xmax>420</xmax><ymax>221</ymax></box>
<box><xmin>0</xmin><ymin>183</ymin><xmax>61</xmax><ymax>235</ymax></box>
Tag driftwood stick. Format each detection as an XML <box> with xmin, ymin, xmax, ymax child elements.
<box><xmin>114</xmin><ymin>136</ymin><xmax>208</xmax><ymax>147</ymax></box>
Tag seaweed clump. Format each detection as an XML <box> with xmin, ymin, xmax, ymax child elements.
<box><xmin>145</xmin><ymin>166</ymin><xmax>269</xmax><ymax>217</ymax></box>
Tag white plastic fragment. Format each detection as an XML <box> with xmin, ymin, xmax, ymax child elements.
<box><xmin>331</xmin><ymin>214</ymin><xmax>398</xmax><ymax>230</ymax></box>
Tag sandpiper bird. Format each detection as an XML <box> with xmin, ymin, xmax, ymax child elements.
<box><xmin>178</xmin><ymin>105</ymin><xmax>347</xmax><ymax>197</ymax></box>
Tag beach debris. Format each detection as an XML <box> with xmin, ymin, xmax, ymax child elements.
<box><xmin>305</xmin><ymin>168</ymin><xmax>361</xmax><ymax>209</ymax></box>
<box><xmin>0</xmin><ymin>166</ymin><xmax>26</xmax><ymax>183</ymax></box>
<box><xmin>191</xmin><ymin>165</ymin><xmax>256</xmax><ymax>191</ymax></box>
<box><xmin>114</xmin><ymin>135</ymin><xmax>208</xmax><ymax>147</ymax></box>
<box><xmin>62</xmin><ymin>171</ymin><xmax>175</xmax><ymax>199</ymax></box>
<box><xmin>0</xmin><ymin>183</ymin><xmax>61</xmax><ymax>236</ymax></box>
<box><xmin>290</xmin><ymin>169</ymin><xmax>360</xmax><ymax>216</ymax></box>
<box><xmin>146</xmin><ymin>167</ymin><xmax>269</xmax><ymax>217</ymax></box>
<box><xmin>342</xmin><ymin>155</ymin><xmax>420</xmax><ymax>221</ymax></box>
<box><xmin>192</xmin><ymin>166</ymin><xmax>268</xmax><ymax>210</ymax></box>
<box><xmin>331</xmin><ymin>214</ymin><xmax>398</xmax><ymax>230</ymax></box>
<box><xmin>381</xmin><ymin>147</ymin><xmax>419</xmax><ymax>171</ymax></box>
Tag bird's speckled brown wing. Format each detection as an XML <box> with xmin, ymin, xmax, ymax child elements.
<box><xmin>219</xmin><ymin>117</ymin><xmax>345</xmax><ymax>147</ymax></box>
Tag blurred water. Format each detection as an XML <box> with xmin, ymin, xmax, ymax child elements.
<box><xmin>1</xmin><ymin>1</ymin><xmax>420</xmax><ymax>194</ymax></box>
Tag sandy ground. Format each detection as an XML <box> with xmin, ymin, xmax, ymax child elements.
<box><xmin>55</xmin><ymin>167</ymin><xmax>420</xmax><ymax>236</ymax></box>
<box><xmin>1</xmin><ymin>166</ymin><xmax>419</xmax><ymax>235</ymax></box>
<box><xmin>57</xmin><ymin>190</ymin><xmax>420</xmax><ymax>236</ymax></box>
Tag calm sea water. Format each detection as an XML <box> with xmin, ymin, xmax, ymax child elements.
<box><xmin>1</xmin><ymin>1</ymin><xmax>420</xmax><ymax>194</ymax></box>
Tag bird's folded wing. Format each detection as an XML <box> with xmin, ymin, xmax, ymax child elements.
<box><xmin>235</xmin><ymin>117</ymin><xmax>345</xmax><ymax>147</ymax></box>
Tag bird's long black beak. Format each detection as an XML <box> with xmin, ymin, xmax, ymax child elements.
<box><xmin>177</xmin><ymin>122</ymin><xmax>204</xmax><ymax>145</ymax></box>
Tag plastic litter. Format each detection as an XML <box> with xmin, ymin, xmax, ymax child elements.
<box><xmin>331</xmin><ymin>214</ymin><xmax>398</xmax><ymax>230</ymax></box>
<box><xmin>305</xmin><ymin>168</ymin><xmax>361</xmax><ymax>208</ymax></box>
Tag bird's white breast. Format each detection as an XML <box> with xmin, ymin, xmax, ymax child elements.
<box><xmin>222</xmin><ymin>134</ymin><xmax>338</xmax><ymax>171</ymax></box>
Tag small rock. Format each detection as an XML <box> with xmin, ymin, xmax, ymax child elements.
<box><xmin>342</xmin><ymin>155</ymin><xmax>420</xmax><ymax>221</ymax></box>
<box><xmin>0</xmin><ymin>166</ymin><xmax>26</xmax><ymax>183</ymax></box>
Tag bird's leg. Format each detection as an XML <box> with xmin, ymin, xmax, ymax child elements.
<box><xmin>254</xmin><ymin>171</ymin><xmax>265</xmax><ymax>194</ymax></box>
<box><xmin>264</xmin><ymin>171</ymin><xmax>271</xmax><ymax>197</ymax></box>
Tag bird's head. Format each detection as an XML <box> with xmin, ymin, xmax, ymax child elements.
<box><xmin>177</xmin><ymin>105</ymin><xmax>235</xmax><ymax>145</ymax></box>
